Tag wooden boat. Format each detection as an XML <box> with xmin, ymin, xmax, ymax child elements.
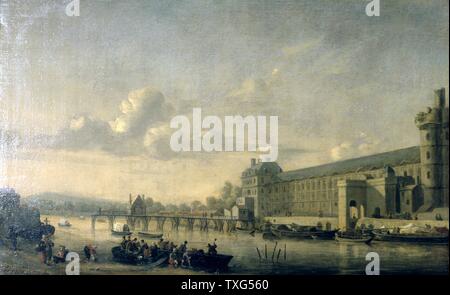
<box><xmin>58</xmin><ymin>218</ymin><xmax>72</xmax><ymax>227</ymax></box>
<box><xmin>271</xmin><ymin>224</ymin><xmax>314</xmax><ymax>239</ymax></box>
<box><xmin>111</xmin><ymin>246</ymin><xmax>169</xmax><ymax>265</ymax></box>
<box><xmin>335</xmin><ymin>232</ymin><xmax>373</xmax><ymax>244</ymax></box>
<box><xmin>111</xmin><ymin>223</ymin><xmax>132</xmax><ymax>235</ymax></box>
<box><xmin>373</xmin><ymin>230</ymin><xmax>448</xmax><ymax>244</ymax></box>
<box><xmin>188</xmin><ymin>251</ymin><xmax>233</xmax><ymax>271</ymax></box>
<box><xmin>310</xmin><ymin>230</ymin><xmax>339</xmax><ymax>240</ymax></box>
<box><xmin>235</xmin><ymin>227</ymin><xmax>256</xmax><ymax>235</ymax></box>
<box><xmin>138</xmin><ymin>231</ymin><xmax>163</xmax><ymax>239</ymax></box>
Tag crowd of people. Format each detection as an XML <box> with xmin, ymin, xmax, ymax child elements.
<box><xmin>118</xmin><ymin>235</ymin><xmax>219</xmax><ymax>267</ymax></box>
<box><xmin>35</xmin><ymin>234</ymin><xmax>97</xmax><ymax>265</ymax></box>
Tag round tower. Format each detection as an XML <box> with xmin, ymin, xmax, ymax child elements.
<box><xmin>439</xmin><ymin>90</ymin><xmax>449</xmax><ymax>207</ymax></box>
<box><xmin>415</xmin><ymin>88</ymin><xmax>447</xmax><ymax>208</ymax></box>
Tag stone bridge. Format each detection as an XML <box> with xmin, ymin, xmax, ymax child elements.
<box><xmin>91</xmin><ymin>212</ymin><xmax>253</xmax><ymax>233</ymax></box>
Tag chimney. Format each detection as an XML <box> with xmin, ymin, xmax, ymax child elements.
<box><xmin>129</xmin><ymin>193</ymin><xmax>132</xmax><ymax>205</ymax></box>
<box><xmin>434</xmin><ymin>88</ymin><xmax>446</xmax><ymax>108</ymax></box>
<box><xmin>251</xmin><ymin>158</ymin><xmax>256</xmax><ymax>167</ymax></box>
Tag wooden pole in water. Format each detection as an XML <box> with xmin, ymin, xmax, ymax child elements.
<box><xmin>276</xmin><ymin>248</ymin><xmax>282</xmax><ymax>262</ymax></box>
<box><xmin>271</xmin><ymin>241</ymin><xmax>278</xmax><ymax>263</ymax></box>
<box><xmin>264</xmin><ymin>244</ymin><xmax>267</xmax><ymax>260</ymax></box>
<box><xmin>284</xmin><ymin>244</ymin><xmax>287</xmax><ymax>261</ymax></box>
<box><xmin>256</xmin><ymin>247</ymin><xmax>262</xmax><ymax>260</ymax></box>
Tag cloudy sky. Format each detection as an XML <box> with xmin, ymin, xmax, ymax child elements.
<box><xmin>0</xmin><ymin>0</ymin><xmax>448</xmax><ymax>203</ymax></box>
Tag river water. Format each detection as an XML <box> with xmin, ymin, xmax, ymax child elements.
<box><xmin>43</xmin><ymin>215</ymin><xmax>448</xmax><ymax>275</ymax></box>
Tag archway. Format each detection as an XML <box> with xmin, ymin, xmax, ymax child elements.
<box><xmin>359</xmin><ymin>204</ymin><xmax>365</xmax><ymax>219</ymax></box>
<box><xmin>348</xmin><ymin>200</ymin><xmax>358</xmax><ymax>230</ymax></box>
<box><xmin>372</xmin><ymin>207</ymin><xmax>381</xmax><ymax>218</ymax></box>
<box><xmin>349</xmin><ymin>200</ymin><xmax>358</xmax><ymax>219</ymax></box>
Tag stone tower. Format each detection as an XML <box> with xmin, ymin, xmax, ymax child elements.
<box><xmin>415</xmin><ymin>88</ymin><xmax>448</xmax><ymax>209</ymax></box>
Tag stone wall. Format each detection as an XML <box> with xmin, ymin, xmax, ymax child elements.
<box><xmin>264</xmin><ymin>215</ymin><xmax>449</xmax><ymax>230</ymax></box>
<box><xmin>264</xmin><ymin>216</ymin><xmax>339</xmax><ymax>229</ymax></box>
<box><xmin>357</xmin><ymin>217</ymin><xmax>449</xmax><ymax>229</ymax></box>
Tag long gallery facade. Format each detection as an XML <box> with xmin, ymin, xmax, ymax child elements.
<box><xmin>239</xmin><ymin>89</ymin><xmax>449</xmax><ymax>228</ymax></box>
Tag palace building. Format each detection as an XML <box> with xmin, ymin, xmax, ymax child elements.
<box><xmin>239</xmin><ymin>89</ymin><xmax>449</xmax><ymax>228</ymax></box>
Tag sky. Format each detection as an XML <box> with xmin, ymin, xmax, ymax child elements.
<box><xmin>0</xmin><ymin>0</ymin><xmax>448</xmax><ymax>203</ymax></box>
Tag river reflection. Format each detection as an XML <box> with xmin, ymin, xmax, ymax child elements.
<box><xmin>44</xmin><ymin>215</ymin><xmax>448</xmax><ymax>275</ymax></box>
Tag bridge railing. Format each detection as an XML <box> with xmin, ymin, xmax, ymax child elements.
<box><xmin>91</xmin><ymin>211</ymin><xmax>248</xmax><ymax>221</ymax></box>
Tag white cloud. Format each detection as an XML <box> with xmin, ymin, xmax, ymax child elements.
<box><xmin>330</xmin><ymin>134</ymin><xmax>381</xmax><ymax>161</ymax></box>
<box><xmin>69</xmin><ymin>116</ymin><xmax>85</xmax><ymax>130</ymax></box>
<box><xmin>109</xmin><ymin>87</ymin><xmax>172</xmax><ymax>136</ymax></box>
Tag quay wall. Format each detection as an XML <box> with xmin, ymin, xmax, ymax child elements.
<box><xmin>264</xmin><ymin>216</ymin><xmax>449</xmax><ymax>230</ymax></box>
<box><xmin>357</xmin><ymin>217</ymin><xmax>449</xmax><ymax>229</ymax></box>
<box><xmin>264</xmin><ymin>216</ymin><xmax>339</xmax><ymax>229</ymax></box>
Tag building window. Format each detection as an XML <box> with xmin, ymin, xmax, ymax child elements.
<box><xmin>427</xmin><ymin>171</ymin><xmax>431</xmax><ymax>179</ymax></box>
<box><xmin>426</xmin><ymin>151</ymin><xmax>431</xmax><ymax>159</ymax></box>
<box><xmin>426</xmin><ymin>133</ymin><xmax>430</xmax><ymax>141</ymax></box>
<box><xmin>404</xmin><ymin>171</ymin><xmax>407</xmax><ymax>177</ymax></box>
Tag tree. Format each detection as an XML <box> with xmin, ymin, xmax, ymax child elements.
<box><xmin>149</xmin><ymin>202</ymin><xmax>165</xmax><ymax>213</ymax></box>
<box><xmin>165</xmin><ymin>203</ymin><xmax>178</xmax><ymax>212</ymax></box>
<box><xmin>206</xmin><ymin>196</ymin><xmax>218</xmax><ymax>210</ymax></box>
<box><xmin>191</xmin><ymin>200</ymin><xmax>203</xmax><ymax>211</ymax></box>
<box><xmin>179</xmin><ymin>203</ymin><xmax>191</xmax><ymax>212</ymax></box>
<box><xmin>144</xmin><ymin>197</ymin><xmax>154</xmax><ymax>209</ymax></box>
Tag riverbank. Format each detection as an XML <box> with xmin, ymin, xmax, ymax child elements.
<box><xmin>0</xmin><ymin>239</ymin><xmax>202</xmax><ymax>275</ymax></box>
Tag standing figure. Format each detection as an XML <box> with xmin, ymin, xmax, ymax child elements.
<box><xmin>36</xmin><ymin>235</ymin><xmax>47</xmax><ymax>264</ymax></box>
<box><xmin>45</xmin><ymin>237</ymin><xmax>54</xmax><ymax>265</ymax></box>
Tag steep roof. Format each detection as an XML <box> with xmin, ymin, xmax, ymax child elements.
<box><xmin>242</xmin><ymin>161</ymin><xmax>282</xmax><ymax>176</ymax></box>
<box><xmin>278</xmin><ymin>146</ymin><xmax>420</xmax><ymax>181</ymax></box>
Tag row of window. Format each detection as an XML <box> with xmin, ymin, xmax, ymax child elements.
<box><xmin>425</xmin><ymin>131</ymin><xmax>449</xmax><ymax>141</ymax></box>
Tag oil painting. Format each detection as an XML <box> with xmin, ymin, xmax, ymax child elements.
<box><xmin>0</xmin><ymin>0</ymin><xmax>448</xmax><ymax>277</ymax></box>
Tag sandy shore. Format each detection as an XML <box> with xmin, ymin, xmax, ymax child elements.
<box><xmin>0</xmin><ymin>238</ymin><xmax>203</xmax><ymax>275</ymax></box>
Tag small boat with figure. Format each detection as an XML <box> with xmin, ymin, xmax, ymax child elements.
<box><xmin>335</xmin><ymin>231</ymin><xmax>373</xmax><ymax>244</ymax></box>
<box><xmin>235</xmin><ymin>227</ymin><xmax>256</xmax><ymax>236</ymax></box>
<box><xmin>271</xmin><ymin>224</ymin><xmax>316</xmax><ymax>239</ymax></box>
<box><xmin>311</xmin><ymin>229</ymin><xmax>339</xmax><ymax>240</ymax></box>
<box><xmin>58</xmin><ymin>218</ymin><xmax>72</xmax><ymax>227</ymax></box>
<box><xmin>138</xmin><ymin>231</ymin><xmax>163</xmax><ymax>239</ymax></box>
<box><xmin>111</xmin><ymin>223</ymin><xmax>132</xmax><ymax>235</ymax></box>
